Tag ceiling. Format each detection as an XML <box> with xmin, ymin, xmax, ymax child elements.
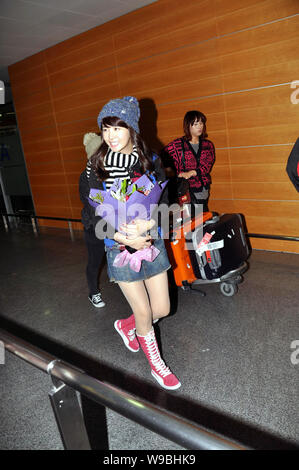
<box><xmin>0</xmin><ymin>0</ymin><xmax>158</xmax><ymax>100</ymax></box>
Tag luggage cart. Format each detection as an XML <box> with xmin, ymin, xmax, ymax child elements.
<box><xmin>181</xmin><ymin>261</ymin><xmax>248</xmax><ymax>297</ymax></box>
<box><xmin>165</xmin><ymin>210</ymin><xmax>250</xmax><ymax>297</ymax></box>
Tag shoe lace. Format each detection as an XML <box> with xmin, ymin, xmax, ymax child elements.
<box><xmin>93</xmin><ymin>293</ymin><xmax>102</xmax><ymax>302</ymax></box>
<box><xmin>145</xmin><ymin>334</ymin><xmax>171</xmax><ymax>377</ymax></box>
<box><xmin>127</xmin><ymin>328</ymin><xmax>136</xmax><ymax>341</ymax></box>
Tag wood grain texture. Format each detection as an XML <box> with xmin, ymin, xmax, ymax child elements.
<box><xmin>215</xmin><ymin>0</ymin><xmax>299</xmax><ymax>35</ymax></box>
<box><xmin>8</xmin><ymin>0</ymin><xmax>299</xmax><ymax>252</ymax></box>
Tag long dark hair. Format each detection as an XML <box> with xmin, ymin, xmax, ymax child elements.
<box><xmin>183</xmin><ymin>110</ymin><xmax>208</xmax><ymax>140</ymax></box>
<box><xmin>91</xmin><ymin>116</ymin><xmax>154</xmax><ymax>180</ymax></box>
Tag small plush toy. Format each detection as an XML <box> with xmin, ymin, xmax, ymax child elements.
<box><xmin>83</xmin><ymin>132</ymin><xmax>102</xmax><ymax>159</ymax></box>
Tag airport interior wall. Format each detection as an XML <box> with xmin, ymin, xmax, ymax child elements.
<box><xmin>8</xmin><ymin>0</ymin><xmax>299</xmax><ymax>252</ymax></box>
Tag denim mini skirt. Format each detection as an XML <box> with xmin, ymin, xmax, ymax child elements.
<box><xmin>106</xmin><ymin>238</ymin><xmax>171</xmax><ymax>283</ymax></box>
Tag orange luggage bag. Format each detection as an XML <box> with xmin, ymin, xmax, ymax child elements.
<box><xmin>165</xmin><ymin>211</ymin><xmax>213</xmax><ymax>288</ymax></box>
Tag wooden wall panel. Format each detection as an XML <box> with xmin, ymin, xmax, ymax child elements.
<box><xmin>15</xmin><ymin>90</ymin><xmax>51</xmax><ymax>112</ymax></box>
<box><xmin>22</xmin><ymin>135</ymin><xmax>59</xmax><ymax>152</ymax></box>
<box><xmin>218</xmin><ymin>15</ymin><xmax>299</xmax><ymax>56</ymax></box>
<box><xmin>25</xmin><ymin>149</ymin><xmax>62</xmax><ymax>165</ymax></box>
<box><xmin>27</xmin><ymin>162</ymin><xmax>65</xmax><ymax>176</ymax></box>
<box><xmin>157</xmin><ymin>96</ymin><xmax>226</xmax><ymax>121</ymax></box>
<box><xmin>46</xmin><ymin>39</ymin><xmax>113</xmax><ymax>76</ymax></box>
<box><xmin>117</xmin><ymin>39</ymin><xmax>219</xmax><ymax>81</ymax></box>
<box><xmin>52</xmin><ymin>69</ymin><xmax>118</xmax><ymax>102</ymax></box>
<box><xmin>233</xmin><ymin>182</ymin><xmax>297</xmax><ymax>200</ymax></box>
<box><xmin>222</xmin><ymin>59</ymin><xmax>299</xmax><ymax>94</ymax></box>
<box><xmin>8</xmin><ymin>0</ymin><xmax>299</xmax><ymax>254</ymax></box>
<box><xmin>248</xmin><ymin>238</ymin><xmax>299</xmax><ymax>254</ymax></box>
<box><xmin>8</xmin><ymin>51</ymin><xmax>45</xmax><ymax>79</ymax></box>
<box><xmin>114</xmin><ymin>0</ymin><xmax>214</xmax><ymax>51</ymax></box>
<box><xmin>220</xmin><ymin>38</ymin><xmax>298</xmax><ymax>75</ymax></box>
<box><xmin>224</xmin><ymin>84</ymin><xmax>292</xmax><ymax>111</ymax></box>
<box><xmin>229</xmin><ymin>145</ymin><xmax>294</xmax><ymax>165</ymax></box>
<box><xmin>20</xmin><ymin>125</ymin><xmax>57</xmax><ymax>143</ymax></box>
<box><xmin>116</xmin><ymin>20</ymin><xmax>218</xmax><ymax>66</ymax></box>
<box><xmin>120</xmin><ymin>59</ymin><xmax>222</xmax><ymax>97</ymax></box>
<box><xmin>57</xmin><ymin>118</ymin><xmax>97</xmax><ymax>137</ymax></box>
<box><xmin>228</xmin><ymin>124</ymin><xmax>299</xmax><ymax>147</ymax></box>
<box><xmin>215</xmin><ymin>0</ymin><xmax>299</xmax><ymax>34</ymax></box>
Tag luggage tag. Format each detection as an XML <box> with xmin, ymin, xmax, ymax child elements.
<box><xmin>196</xmin><ymin>233</ymin><xmax>224</xmax><ymax>256</ymax></box>
<box><xmin>196</xmin><ymin>231</ymin><xmax>215</xmax><ymax>256</ymax></box>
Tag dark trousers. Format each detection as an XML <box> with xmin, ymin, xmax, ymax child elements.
<box><xmin>84</xmin><ymin>227</ymin><xmax>106</xmax><ymax>296</ymax></box>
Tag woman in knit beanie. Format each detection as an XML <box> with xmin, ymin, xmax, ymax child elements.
<box><xmin>79</xmin><ymin>132</ymin><xmax>106</xmax><ymax>308</ymax></box>
<box><xmin>90</xmin><ymin>96</ymin><xmax>181</xmax><ymax>390</ymax></box>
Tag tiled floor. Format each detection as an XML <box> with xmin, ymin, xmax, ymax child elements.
<box><xmin>0</xmin><ymin>224</ymin><xmax>298</xmax><ymax>450</ymax></box>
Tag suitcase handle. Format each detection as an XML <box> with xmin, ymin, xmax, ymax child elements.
<box><xmin>239</xmin><ymin>227</ymin><xmax>246</xmax><ymax>247</ymax></box>
<box><xmin>204</xmin><ymin>215</ymin><xmax>220</xmax><ymax>225</ymax></box>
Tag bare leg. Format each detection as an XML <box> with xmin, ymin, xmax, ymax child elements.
<box><xmin>118</xmin><ymin>280</ymin><xmax>152</xmax><ymax>336</ymax></box>
<box><xmin>144</xmin><ymin>271</ymin><xmax>170</xmax><ymax>322</ymax></box>
<box><xmin>118</xmin><ymin>275</ymin><xmax>180</xmax><ymax>390</ymax></box>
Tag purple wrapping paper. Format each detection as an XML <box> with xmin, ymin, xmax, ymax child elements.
<box><xmin>88</xmin><ymin>174</ymin><xmax>168</xmax><ymax>231</ymax></box>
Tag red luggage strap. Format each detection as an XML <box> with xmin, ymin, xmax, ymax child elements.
<box><xmin>206</xmin><ymin>250</ymin><xmax>212</xmax><ymax>263</ymax></box>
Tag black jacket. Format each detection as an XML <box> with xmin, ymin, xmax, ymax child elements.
<box><xmin>286</xmin><ymin>138</ymin><xmax>299</xmax><ymax>192</ymax></box>
<box><xmin>79</xmin><ymin>155</ymin><xmax>167</xmax><ymax>230</ymax></box>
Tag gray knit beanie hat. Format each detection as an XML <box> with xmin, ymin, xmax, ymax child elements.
<box><xmin>97</xmin><ymin>96</ymin><xmax>140</xmax><ymax>133</ymax></box>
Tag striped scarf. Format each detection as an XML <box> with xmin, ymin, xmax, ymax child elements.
<box><xmin>103</xmin><ymin>147</ymin><xmax>139</xmax><ymax>189</ymax></box>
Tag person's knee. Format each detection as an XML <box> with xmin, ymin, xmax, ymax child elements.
<box><xmin>159</xmin><ymin>310</ymin><xmax>169</xmax><ymax>319</ymax></box>
<box><xmin>155</xmin><ymin>302</ymin><xmax>170</xmax><ymax>318</ymax></box>
<box><xmin>135</xmin><ymin>307</ymin><xmax>152</xmax><ymax>321</ymax></box>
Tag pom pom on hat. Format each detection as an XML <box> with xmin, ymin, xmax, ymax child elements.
<box><xmin>83</xmin><ymin>132</ymin><xmax>102</xmax><ymax>159</ymax></box>
<box><xmin>97</xmin><ymin>96</ymin><xmax>140</xmax><ymax>133</ymax></box>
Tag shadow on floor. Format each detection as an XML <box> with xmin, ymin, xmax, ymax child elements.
<box><xmin>1</xmin><ymin>315</ymin><xmax>297</xmax><ymax>451</ymax></box>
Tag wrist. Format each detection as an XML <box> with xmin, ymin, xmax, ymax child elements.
<box><xmin>114</xmin><ymin>232</ymin><xmax>127</xmax><ymax>245</ymax></box>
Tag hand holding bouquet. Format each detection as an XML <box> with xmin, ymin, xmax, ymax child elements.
<box><xmin>88</xmin><ymin>174</ymin><xmax>167</xmax><ymax>271</ymax></box>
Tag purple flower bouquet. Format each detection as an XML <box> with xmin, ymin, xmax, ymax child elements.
<box><xmin>88</xmin><ymin>174</ymin><xmax>168</xmax><ymax>272</ymax></box>
<box><xmin>89</xmin><ymin>174</ymin><xmax>167</xmax><ymax>231</ymax></box>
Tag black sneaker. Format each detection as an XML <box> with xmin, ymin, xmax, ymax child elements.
<box><xmin>88</xmin><ymin>292</ymin><xmax>106</xmax><ymax>308</ymax></box>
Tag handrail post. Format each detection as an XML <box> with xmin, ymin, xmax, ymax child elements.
<box><xmin>2</xmin><ymin>214</ymin><xmax>9</xmax><ymax>232</ymax></box>
<box><xmin>48</xmin><ymin>372</ymin><xmax>91</xmax><ymax>450</ymax></box>
<box><xmin>0</xmin><ymin>328</ymin><xmax>246</xmax><ymax>451</ymax></box>
<box><xmin>68</xmin><ymin>221</ymin><xmax>75</xmax><ymax>241</ymax></box>
<box><xmin>31</xmin><ymin>216</ymin><xmax>38</xmax><ymax>236</ymax></box>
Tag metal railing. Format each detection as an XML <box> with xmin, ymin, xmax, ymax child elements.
<box><xmin>0</xmin><ymin>328</ymin><xmax>245</xmax><ymax>450</ymax></box>
<box><xmin>2</xmin><ymin>212</ymin><xmax>80</xmax><ymax>240</ymax></box>
<box><xmin>2</xmin><ymin>211</ymin><xmax>299</xmax><ymax>243</ymax></box>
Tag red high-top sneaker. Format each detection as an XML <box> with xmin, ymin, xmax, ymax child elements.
<box><xmin>138</xmin><ymin>328</ymin><xmax>181</xmax><ymax>390</ymax></box>
<box><xmin>114</xmin><ymin>315</ymin><xmax>139</xmax><ymax>352</ymax></box>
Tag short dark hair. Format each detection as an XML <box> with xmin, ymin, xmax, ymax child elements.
<box><xmin>183</xmin><ymin>110</ymin><xmax>208</xmax><ymax>140</ymax></box>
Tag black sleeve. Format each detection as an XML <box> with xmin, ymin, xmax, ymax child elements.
<box><xmin>79</xmin><ymin>170</ymin><xmax>89</xmax><ymax>204</ymax></box>
<box><xmin>79</xmin><ymin>170</ymin><xmax>101</xmax><ymax>230</ymax></box>
<box><xmin>153</xmin><ymin>155</ymin><xmax>170</xmax><ymax>205</ymax></box>
<box><xmin>153</xmin><ymin>155</ymin><xmax>166</xmax><ymax>182</ymax></box>
<box><xmin>286</xmin><ymin>138</ymin><xmax>299</xmax><ymax>192</ymax></box>
<box><xmin>160</xmin><ymin>146</ymin><xmax>176</xmax><ymax>172</ymax></box>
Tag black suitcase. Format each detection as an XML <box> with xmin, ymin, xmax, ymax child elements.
<box><xmin>188</xmin><ymin>213</ymin><xmax>250</xmax><ymax>280</ymax></box>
